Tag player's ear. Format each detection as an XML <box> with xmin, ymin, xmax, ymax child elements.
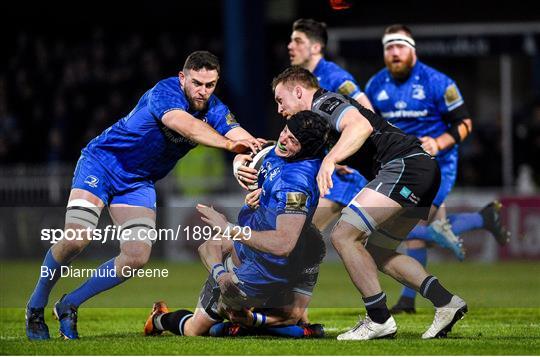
<box><xmin>312</xmin><ymin>42</ymin><xmax>322</xmax><ymax>55</ymax></box>
<box><xmin>178</xmin><ymin>71</ymin><xmax>186</xmax><ymax>86</ymax></box>
<box><xmin>295</xmin><ymin>86</ymin><xmax>302</xmax><ymax>99</ymax></box>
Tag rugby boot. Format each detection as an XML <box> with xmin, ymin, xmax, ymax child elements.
<box><xmin>144</xmin><ymin>301</ymin><xmax>170</xmax><ymax>336</ymax></box>
<box><xmin>26</xmin><ymin>306</ymin><xmax>50</xmax><ymax>340</ymax></box>
<box><xmin>53</xmin><ymin>294</ymin><xmax>79</xmax><ymax>339</ymax></box>
<box><xmin>429</xmin><ymin>219</ymin><xmax>465</xmax><ymax>261</ymax></box>
<box><xmin>422</xmin><ymin>295</ymin><xmax>468</xmax><ymax>339</ymax></box>
<box><xmin>337</xmin><ymin>315</ymin><xmax>397</xmax><ymax>340</ymax></box>
<box><xmin>480</xmin><ymin>201</ymin><xmax>510</xmax><ymax>245</ymax></box>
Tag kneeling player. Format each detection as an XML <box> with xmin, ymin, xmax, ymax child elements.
<box><xmin>144</xmin><ymin>111</ymin><xmax>331</xmax><ymax>337</ymax></box>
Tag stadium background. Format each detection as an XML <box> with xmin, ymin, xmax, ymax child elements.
<box><xmin>1</xmin><ymin>0</ymin><xmax>539</xmax><ymax>262</ymax></box>
<box><xmin>1</xmin><ymin>1</ymin><xmax>540</xmax><ymax>354</ymax></box>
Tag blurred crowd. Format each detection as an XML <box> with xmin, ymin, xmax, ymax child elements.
<box><xmin>1</xmin><ymin>27</ymin><xmax>539</xmax><ymax>189</ymax></box>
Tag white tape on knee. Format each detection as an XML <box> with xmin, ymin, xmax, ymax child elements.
<box><xmin>339</xmin><ymin>201</ymin><xmax>378</xmax><ymax>236</ymax></box>
<box><xmin>66</xmin><ymin>199</ymin><xmax>101</xmax><ymax>229</ymax></box>
<box><xmin>118</xmin><ymin>217</ymin><xmax>156</xmax><ymax>246</ymax></box>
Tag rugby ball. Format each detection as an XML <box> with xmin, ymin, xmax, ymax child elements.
<box><xmin>233</xmin><ymin>141</ymin><xmax>276</xmax><ymax>190</ymax></box>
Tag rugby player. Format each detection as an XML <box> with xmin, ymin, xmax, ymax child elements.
<box><xmin>365</xmin><ymin>24</ymin><xmax>510</xmax><ymax>313</ymax></box>
<box><xmin>143</xmin><ymin>111</ymin><xmax>330</xmax><ymax>338</ymax></box>
<box><xmin>272</xmin><ymin>66</ymin><xmax>468</xmax><ymax>340</ymax></box>
<box><xmin>25</xmin><ymin>51</ymin><xmax>264</xmax><ymax>340</ymax></box>
<box><xmin>286</xmin><ymin>18</ymin><xmax>371</xmax><ymax>231</ymax></box>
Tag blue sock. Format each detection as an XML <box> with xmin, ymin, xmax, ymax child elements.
<box><xmin>263</xmin><ymin>325</ymin><xmax>306</xmax><ymax>338</ymax></box>
<box><xmin>28</xmin><ymin>249</ymin><xmax>64</xmax><ymax>308</ymax></box>
<box><xmin>406</xmin><ymin>225</ymin><xmax>435</xmax><ymax>243</ymax></box>
<box><xmin>63</xmin><ymin>258</ymin><xmax>124</xmax><ymax>307</ymax></box>
<box><xmin>401</xmin><ymin>248</ymin><xmax>427</xmax><ymax>299</ymax></box>
<box><xmin>447</xmin><ymin>213</ymin><xmax>484</xmax><ymax>236</ymax></box>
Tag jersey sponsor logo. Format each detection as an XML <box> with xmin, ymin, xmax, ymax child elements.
<box><xmin>269</xmin><ymin>167</ymin><xmax>280</xmax><ymax>181</ymax></box>
<box><xmin>84</xmin><ymin>175</ymin><xmax>99</xmax><ymax>188</ymax></box>
<box><xmin>380</xmin><ymin>109</ymin><xmax>429</xmax><ymax>119</ymax></box>
<box><xmin>412</xmin><ymin>85</ymin><xmax>425</xmax><ymax>100</ymax></box>
<box><xmin>444</xmin><ymin>84</ymin><xmax>462</xmax><ymax>107</ymax></box>
<box><xmin>319</xmin><ymin>97</ymin><xmax>344</xmax><ymax>115</ymax></box>
<box><xmin>226</xmin><ymin>111</ymin><xmax>237</xmax><ymax>125</ymax></box>
<box><xmin>337</xmin><ymin>80</ymin><xmax>357</xmax><ymax>96</ymax></box>
<box><xmin>395</xmin><ymin>100</ymin><xmax>407</xmax><ymax>109</ymax></box>
<box><xmin>285</xmin><ymin>192</ymin><xmax>308</xmax><ymax>212</ymax></box>
<box><xmin>399</xmin><ymin>186</ymin><xmax>419</xmax><ymax>204</ymax></box>
<box><xmin>376</xmin><ymin>90</ymin><xmax>389</xmax><ymax>101</ymax></box>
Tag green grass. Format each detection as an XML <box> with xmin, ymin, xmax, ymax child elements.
<box><xmin>1</xmin><ymin>261</ymin><xmax>539</xmax><ymax>355</ymax></box>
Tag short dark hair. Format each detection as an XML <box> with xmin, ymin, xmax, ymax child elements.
<box><xmin>292</xmin><ymin>18</ymin><xmax>328</xmax><ymax>48</ymax></box>
<box><xmin>183</xmin><ymin>51</ymin><xmax>220</xmax><ymax>75</ymax></box>
<box><xmin>384</xmin><ymin>24</ymin><xmax>413</xmax><ymax>38</ymax></box>
<box><xmin>272</xmin><ymin>66</ymin><xmax>319</xmax><ymax>91</ymax></box>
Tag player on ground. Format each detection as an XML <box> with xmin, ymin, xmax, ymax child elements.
<box><xmin>287</xmin><ymin>18</ymin><xmax>371</xmax><ymax>229</ymax></box>
<box><xmin>25</xmin><ymin>51</ymin><xmax>264</xmax><ymax>340</ymax></box>
<box><xmin>364</xmin><ymin>24</ymin><xmax>510</xmax><ymax>313</ymax></box>
<box><xmin>273</xmin><ymin>66</ymin><xmax>468</xmax><ymax>340</ymax></box>
<box><xmin>143</xmin><ymin>111</ymin><xmax>330</xmax><ymax>338</ymax></box>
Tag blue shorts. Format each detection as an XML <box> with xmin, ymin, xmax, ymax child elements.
<box><xmin>324</xmin><ymin>170</ymin><xmax>368</xmax><ymax>206</ymax></box>
<box><xmin>432</xmin><ymin>158</ymin><xmax>457</xmax><ymax>207</ymax></box>
<box><xmin>71</xmin><ymin>154</ymin><xmax>156</xmax><ymax>209</ymax></box>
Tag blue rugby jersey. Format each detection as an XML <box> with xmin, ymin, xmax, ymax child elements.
<box><xmin>233</xmin><ymin>149</ymin><xmax>321</xmax><ymax>294</ymax></box>
<box><xmin>313</xmin><ymin>58</ymin><xmax>363</xmax><ymax>99</ymax></box>
<box><xmin>83</xmin><ymin>77</ymin><xmax>240</xmax><ymax>182</ymax></box>
<box><xmin>365</xmin><ymin>61</ymin><xmax>467</xmax><ymax>164</ymax></box>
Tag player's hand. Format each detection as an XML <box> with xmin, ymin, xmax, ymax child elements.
<box><xmin>217</xmin><ymin>272</ymin><xmax>247</xmax><ymax>300</ymax></box>
<box><xmin>419</xmin><ymin>136</ymin><xmax>440</xmax><ymax>156</ymax></box>
<box><xmin>335</xmin><ymin>164</ymin><xmax>354</xmax><ymax>175</ymax></box>
<box><xmin>197</xmin><ymin>204</ymin><xmax>229</xmax><ymax>232</ymax></box>
<box><xmin>244</xmin><ymin>188</ymin><xmax>262</xmax><ymax>209</ymax></box>
<box><xmin>317</xmin><ymin>158</ymin><xmax>336</xmax><ymax>197</ymax></box>
<box><xmin>226</xmin><ymin>138</ymin><xmax>266</xmax><ymax>154</ymax></box>
<box><xmin>227</xmin><ymin>308</ymin><xmax>252</xmax><ymax>326</ymax></box>
<box><xmin>233</xmin><ymin>154</ymin><xmax>258</xmax><ymax>190</ymax></box>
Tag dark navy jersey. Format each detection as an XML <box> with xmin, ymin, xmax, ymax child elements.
<box><xmin>365</xmin><ymin>61</ymin><xmax>468</xmax><ymax>162</ymax></box>
<box><xmin>234</xmin><ymin>148</ymin><xmax>321</xmax><ymax>288</ymax></box>
<box><xmin>310</xmin><ymin>89</ymin><xmax>423</xmax><ymax>180</ymax></box>
<box><xmin>313</xmin><ymin>58</ymin><xmax>363</xmax><ymax>99</ymax></box>
<box><xmin>83</xmin><ymin>77</ymin><xmax>240</xmax><ymax>182</ymax></box>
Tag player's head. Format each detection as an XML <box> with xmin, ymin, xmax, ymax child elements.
<box><xmin>272</xmin><ymin>66</ymin><xmax>320</xmax><ymax>118</ymax></box>
<box><xmin>275</xmin><ymin>110</ymin><xmax>330</xmax><ymax>161</ymax></box>
<box><xmin>288</xmin><ymin>19</ymin><xmax>328</xmax><ymax>67</ymax></box>
<box><xmin>382</xmin><ymin>24</ymin><xmax>417</xmax><ymax>80</ymax></box>
<box><xmin>179</xmin><ymin>51</ymin><xmax>220</xmax><ymax>111</ymax></box>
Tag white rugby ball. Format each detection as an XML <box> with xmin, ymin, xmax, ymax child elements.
<box><xmin>233</xmin><ymin>141</ymin><xmax>276</xmax><ymax>190</ymax></box>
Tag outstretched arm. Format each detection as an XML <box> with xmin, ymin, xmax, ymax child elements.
<box><xmin>162</xmin><ymin>110</ymin><xmax>262</xmax><ymax>153</ymax></box>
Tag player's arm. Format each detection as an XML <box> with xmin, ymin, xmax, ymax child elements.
<box><xmin>352</xmin><ymin>93</ymin><xmax>374</xmax><ymax>111</ymax></box>
<box><xmin>162</xmin><ymin>110</ymin><xmax>261</xmax><ymax>153</ymax></box>
<box><xmin>432</xmin><ymin>117</ymin><xmax>472</xmax><ymax>151</ymax></box>
<box><xmin>420</xmin><ymin>81</ymin><xmax>473</xmax><ymax>155</ymax></box>
<box><xmin>196</xmin><ymin>204</ymin><xmax>305</xmax><ymax>257</ymax></box>
<box><xmin>318</xmin><ymin>108</ymin><xmax>373</xmax><ymax>196</ymax></box>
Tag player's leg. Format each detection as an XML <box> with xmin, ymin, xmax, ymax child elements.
<box><xmin>26</xmin><ymin>186</ymin><xmax>105</xmax><ymax>340</ymax></box>
<box><xmin>313</xmin><ymin>170</ymin><xmax>367</xmax><ymax>231</ymax></box>
<box><xmin>331</xmin><ymin>187</ymin><xmax>401</xmax><ymax>340</ymax></box>
<box><xmin>54</xmin><ymin>184</ymin><xmax>156</xmax><ymax>339</ymax></box>
<box><xmin>368</xmin><ymin>213</ymin><xmax>468</xmax><ymax>339</ymax></box>
<box><xmin>312</xmin><ymin>198</ymin><xmax>342</xmax><ymax>231</ymax></box>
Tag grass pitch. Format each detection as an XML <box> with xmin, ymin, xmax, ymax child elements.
<box><xmin>1</xmin><ymin>260</ymin><xmax>539</xmax><ymax>355</ymax></box>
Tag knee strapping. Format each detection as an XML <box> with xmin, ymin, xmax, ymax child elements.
<box><xmin>118</xmin><ymin>217</ymin><xmax>156</xmax><ymax>246</ymax></box>
<box><xmin>66</xmin><ymin>199</ymin><xmax>101</xmax><ymax>229</ymax></box>
<box><xmin>339</xmin><ymin>201</ymin><xmax>378</xmax><ymax>237</ymax></box>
